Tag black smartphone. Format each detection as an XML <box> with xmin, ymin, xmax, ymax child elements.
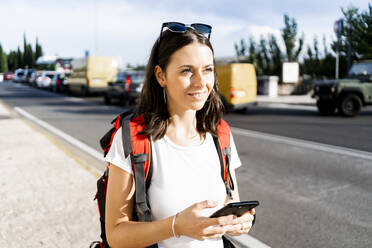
<box><xmin>210</xmin><ymin>201</ymin><xmax>259</xmax><ymax>218</ymax></box>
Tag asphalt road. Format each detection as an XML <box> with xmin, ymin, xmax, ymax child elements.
<box><xmin>1</xmin><ymin>81</ymin><xmax>372</xmax><ymax>248</ymax></box>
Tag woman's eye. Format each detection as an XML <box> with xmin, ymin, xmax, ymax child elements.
<box><xmin>206</xmin><ymin>67</ymin><xmax>214</xmax><ymax>72</ymax></box>
<box><xmin>181</xmin><ymin>69</ymin><xmax>192</xmax><ymax>74</ymax></box>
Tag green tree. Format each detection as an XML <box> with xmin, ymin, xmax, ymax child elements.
<box><xmin>353</xmin><ymin>4</ymin><xmax>372</xmax><ymax>59</ymax></box>
<box><xmin>268</xmin><ymin>34</ymin><xmax>283</xmax><ymax>75</ymax></box>
<box><xmin>35</xmin><ymin>37</ymin><xmax>43</xmax><ymax>62</ymax></box>
<box><xmin>281</xmin><ymin>14</ymin><xmax>304</xmax><ymax>61</ymax></box>
<box><xmin>234</xmin><ymin>39</ymin><xmax>247</xmax><ymax>57</ymax></box>
<box><xmin>0</xmin><ymin>44</ymin><xmax>9</xmax><ymax>72</ymax></box>
<box><xmin>7</xmin><ymin>51</ymin><xmax>18</xmax><ymax>71</ymax></box>
<box><xmin>23</xmin><ymin>33</ymin><xmax>34</xmax><ymax>68</ymax></box>
<box><xmin>16</xmin><ymin>46</ymin><xmax>23</xmax><ymax>68</ymax></box>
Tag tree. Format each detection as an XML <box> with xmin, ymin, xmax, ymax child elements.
<box><xmin>0</xmin><ymin>43</ymin><xmax>8</xmax><ymax>72</ymax></box>
<box><xmin>7</xmin><ymin>51</ymin><xmax>18</xmax><ymax>71</ymax></box>
<box><xmin>353</xmin><ymin>4</ymin><xmax>372</xmax><ymax>59</ymax></box>
<box><xmin>268</xmin><ymin>34</ymin><xmax>283</xmax><ymax>76</ymax></box>
<box><xmin>16</xmin><ymin>47</ymin><xmax>23</xmax><ymax>68</ymax></box>
<box><xmin>281</xmin><ymin>14</ymin><xmax>304</xmax><ymax>61</ymax></box>
<box><xmin>35</xmin><ymin>37</ymin><xmax>43</xmax><ymax>62</ymax></box>
<box><xmin>234</xmin><ymin>39</ymin><xmax>247</xmax><ymax>57</ymax></box>
<box><xmin>23</xmin><ymin>33</ymin><xmax>34</xmax><ymax>68</ymax></box>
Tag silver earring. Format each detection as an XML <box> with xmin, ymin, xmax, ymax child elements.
<box><xmin>163</xmin><ymin>88</ymin><xmax>167</xmax><ymax>104</ymax></box>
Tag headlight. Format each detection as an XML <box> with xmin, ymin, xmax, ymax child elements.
<box><xmin>331</xmin><ymin>86</ymin><xmax>336</xmax><ymax>93</ymax></box>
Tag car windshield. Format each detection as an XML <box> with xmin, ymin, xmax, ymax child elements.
<box><xmin>130</xmin><ymin>74</ymin><xmax>145</xmax><ymax>84</ymax></box>
<box><xmin>46</xmin><ymin>74</ymin><xmax>54</xmax><ymax>79</ymax></box>
<box><xmin>348</xmin><ymin>63</ymin><xmax>372</xmax><ymax>77</ymax></box>
<box><xmin>115</xmin><ymin>73</ymin><xmax>127</xmax><ymax>81</ymax></box>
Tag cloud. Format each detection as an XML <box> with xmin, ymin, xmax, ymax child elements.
<box><xmin>1</xmin><ymin>0</ymin><xmax>370</xmax><ymax>66</ymax></box>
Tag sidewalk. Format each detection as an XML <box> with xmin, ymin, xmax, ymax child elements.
<box><xmin>0</xmin><ymin>103</ymin><xmax>100</xmax><ymax>247</ymax></box>
<box><xmin>256</xmin><ymin>93</ymin><xmax>316</xmax><ymax>106</ymax></box>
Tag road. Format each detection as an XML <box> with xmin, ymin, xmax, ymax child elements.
<box><xmin>1</xmin><ymin>81</ymin><xmax>372</xmax><ymax>248</ymax></box>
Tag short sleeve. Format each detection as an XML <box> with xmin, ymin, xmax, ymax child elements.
<box><xmin>104</xmin><ymin>127</ymin><xmax>133</xmax><ymax>175</ymax></box>
<box><xmin>229</xmin><ymin>132</ymin><xmax>242</xmax><ymax>170</ymax></box>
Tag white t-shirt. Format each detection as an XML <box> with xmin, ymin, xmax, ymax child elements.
<box><xmin>105</xmin><ymin>127</ymin><xmax>242</xmax><ymax>248</ymax></box>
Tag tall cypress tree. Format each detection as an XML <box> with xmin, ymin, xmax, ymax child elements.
<box><xmin>16</xmin><ymin>46</ymin><xmax>23</xmax><ymax>68</ymax></box>
<box><xmin>281</xmin><ymin>14</ymin><xmax>304</xmax><ymax>61</ymax></box>
<box><xmin>23</xmin><ymin>33</ymin><xmax>34</xmax><ymax>68</ymax></box>
<box><xmin>35</xmin><ymin>37</ymin><xmax>43</xmax><ymax>63</ymax></box>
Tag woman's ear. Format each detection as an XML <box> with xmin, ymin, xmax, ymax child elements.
<box><xmin>154</xmin><ymin>65</ymin><xmax>166</xmax><ymax>87</ymax></box>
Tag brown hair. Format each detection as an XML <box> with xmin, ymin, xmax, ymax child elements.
<box><xmin>137</xmin><ymin>28</ymin><xmax>223</xmax><ymax>140</ymax></box>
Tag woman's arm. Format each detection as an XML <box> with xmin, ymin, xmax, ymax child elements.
<box><xmin>105</xmin><ymin>163</ymin><xmax>237</xmax><ymax>248</ymax></box>
<box><xmin>105</xmin><ymin>163</ymin><xmax>173</xmax><ymax>247</ymax></box>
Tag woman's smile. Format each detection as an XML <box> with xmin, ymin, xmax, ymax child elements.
<box><xmin>187</xmin><ymin>91</ymin><xmax>207</xmax><ymax>101</ymax></box>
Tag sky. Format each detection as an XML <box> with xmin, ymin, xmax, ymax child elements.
<box><xmin>0</xmin><ymin>0</ymin><xmax>371</xmax><ymax>68</ymax></box>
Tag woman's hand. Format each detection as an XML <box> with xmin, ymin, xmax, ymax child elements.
<box><xmin>175</xmin><ymin>200</ymin><xmax>238</xmax><ymax>240</ymax></box>
<box><xmin>225</xmin><ymin>208</ymin><xmax>255</xmax><ymax>236</ymax></box>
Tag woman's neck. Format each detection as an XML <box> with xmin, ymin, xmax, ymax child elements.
<box><xmin>166</xmin><ymin>110</ymin><xmax>203</xmax><ymax>146</ymax></box>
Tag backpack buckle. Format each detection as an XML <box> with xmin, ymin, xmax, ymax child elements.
<box><xmin>136</xmin><ymin>202</ymin><xmax>152</xmax><ymax>222</ymax></box>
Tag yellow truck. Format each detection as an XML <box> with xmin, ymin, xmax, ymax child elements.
<box><xmin>67</xmin><ymin>56</ymin><xmax>119</xmax><ymax>96</ymax></box>
<box><xmin>216</xmin><ymin>63</ymin><xmax>257</xmax><ymax>112</ymax></box>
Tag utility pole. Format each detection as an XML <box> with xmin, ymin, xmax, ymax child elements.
<box><xmin>334</xmin><ymin>19</ymin><xmax>343</xmax><ymax>79</ymax></box>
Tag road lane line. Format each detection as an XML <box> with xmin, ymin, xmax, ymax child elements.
<box><xmin>13</xmin><ymin>106</ymin><xmax>271</xmax><ymax>248</ymax></box>
<box><xmin>257</xmin><ymin>103</ymin><xmax>316</xmax><ymax>111</ymax></box>
<box><xmin>14</xmin><ymin>107</ymin><xmax>104</xmax><ymax>163</ymax></box>
<box><xmin>232</xmin><ymin>127</ymin><xmax>372</xmax><ymax>161</ymax></box>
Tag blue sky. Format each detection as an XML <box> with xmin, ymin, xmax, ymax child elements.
<box><xmin>0</xmin><ymin>0</ymin><xmax>370</xmax><ymax>67</ymax></box>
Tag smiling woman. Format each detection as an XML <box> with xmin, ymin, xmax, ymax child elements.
<box><xmin>102</xmin><ymin>22</ymin><xmax>255</xmax><ymax>248</ymax></box>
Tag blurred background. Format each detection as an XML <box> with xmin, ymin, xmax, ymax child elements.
<box><xmin>1</xmin><ymin>0</ymin><xmax>372</xmax><ymax>247</ymax></box>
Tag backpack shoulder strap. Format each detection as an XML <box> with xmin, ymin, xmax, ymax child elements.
<box><xmin>214</xmin><ymin>119</ymin><xmax>235</xmax><ymax>200</ymax></box>
<box><xmin>121</xmin><ymin>114</ymin><xmax>153</xmax><ymax>222</ymax></box>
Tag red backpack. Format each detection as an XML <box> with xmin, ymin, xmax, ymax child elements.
<box><xmin>90</xmin><ymin>111</ymin><xmax>234</xmax><ymax>248</ymax></box>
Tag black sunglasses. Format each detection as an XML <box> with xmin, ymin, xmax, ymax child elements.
<box><xmin>158</xmin><ymin>22</ymin><xmax>212</xmax><ymax>44</ymax></box>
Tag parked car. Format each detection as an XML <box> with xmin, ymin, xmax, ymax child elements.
<box><xmin>29</xmin><ymin>71</ymin><xmax>43</xmax><ymax>87</ymax></box>
<box><xmin>50</xmin><ymin>72</ymin><xmax>68</xmax><ymax>92</ymax></box>
<box><xmin>104</xmin><ymin>70</ymin><xmax>145</xmax><ymax>105</ymax></box>
<box><xmin>24</xmin><ymin>69</ymin><xmax>36</xmax><ymax>85</ymax></box>
<box><xmin>312</xmin><ymin>60</ymin><xmax>372</xmax><ymax>117</ymax></box>
<box><xmin>3</xmin><ymin>72</ymin><xmax>14</xmax><ymax>81</ymax></box>
<box><xmin>36</xmin><ymin>71</ymin><xmax>55</xmax><ymax>89</ymax></box>
<box><xmin>13</xmin><ymin>69</ymin><xmax>25</xmax><ymax>83</ymax></box>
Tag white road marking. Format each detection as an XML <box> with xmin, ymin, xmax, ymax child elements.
<box><xmin>13</xmin><ymin>106</ymin><xmax>272</xmax><ymax>248</ymax></box>
<box><xmin>256</xmin><ymin>103</ymin><xmax>316</xmax><ymax>111</ymax></box>
<box><xmin>14</xmin><ymin>107</ymin><xmax>105</xmax><ymax>164</ymax></box>
<box><xmin>232</xmin><ymin>127</ymin><xmax>372</xmax><ymax>161</ymax></box>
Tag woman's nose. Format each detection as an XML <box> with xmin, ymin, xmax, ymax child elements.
<box><xmin>192</xmin><ymin>70</ymin><xmax>206</xmax><ymax>88</ymax></box>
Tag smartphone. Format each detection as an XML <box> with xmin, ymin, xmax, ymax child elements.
<box><xmin>210</xmin><ymin>201</ymin><xmax>259</xmax><ymax>218</ymax></box>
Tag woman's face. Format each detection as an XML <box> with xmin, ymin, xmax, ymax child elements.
<box><xmin>156</xmin><ymin>42</ymin><xmax>215</xmax><ymax>115</ymax></box>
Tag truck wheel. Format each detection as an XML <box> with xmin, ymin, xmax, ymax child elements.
<box><xmin>81</xmin><ymin>86</ymin><xmax>89</xmax><ymax>97</ymax></box>
<box><xmin>104</xmin><ymin>94</ymin><xmax>111</xmax><ymax>105</ymax></box>
<box><xmin>316</xmin><ymin>100</ymin><xmax>336</xmax><ymax>115</ymax></box>
<box><xmin>338</xmin><ymin>94</ymin><xmax>362</xmax><ymax>117</ymax></box>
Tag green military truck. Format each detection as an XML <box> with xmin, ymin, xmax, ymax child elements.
<box><xmin>312</xmin><ymin>60</ymin><xmax>372</xmax><ymax>117</ymax></box>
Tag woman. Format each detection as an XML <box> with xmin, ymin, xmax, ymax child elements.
<box><xmin>104</xmin><ymin>22</ymin><xmax>255</xmax><ymax>248</ymax></box>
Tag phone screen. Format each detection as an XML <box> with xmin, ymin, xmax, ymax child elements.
<box><xmin>210</xmin><ymin>201</ymin><xmax>259</xmax><ymax>218</ymax></box>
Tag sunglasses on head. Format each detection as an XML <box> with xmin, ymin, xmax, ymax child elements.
<box><xmin>158</xmin><ymin>22</ymin><xmax>212</xmax><ymax>44</ymax></box>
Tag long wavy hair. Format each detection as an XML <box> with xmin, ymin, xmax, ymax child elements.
<box><xmin>137</xmin><ymin>28</ymin><xmax>223</xmax><ymax>140</ymax></box>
